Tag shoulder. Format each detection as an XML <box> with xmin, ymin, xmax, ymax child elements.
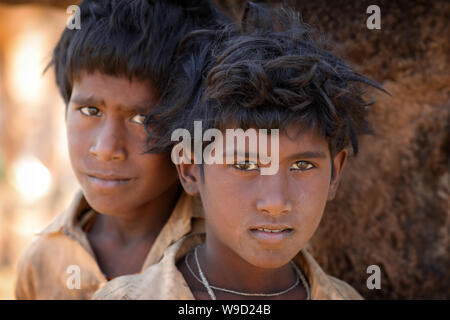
<box><xmin>16</xmin><ymin>233</ymin><xmax>60</xmax><ymax>274</ymax></box>
<box><xmin>327</xmin><ymin>275</ymin><xmax>364</xmax><ymax>300</ymax></box>
<box><xmin>19</xmin><ymin>235</ymin><xmax>46</xmax><ymax>260</ymax></box>
<box><xmin>15</xmin><ymin>235</ymin><xmax>56</xmax><ymax>299</ymax></box>
<box><xmin>15</xmin><ymin>210</ymin><xmax>95</xmax><ymax>299</ymax></box>
<box><xmin>293</xmin><ymin>249</ymin><xmax>364</xmax><ymax>300</ymax></box>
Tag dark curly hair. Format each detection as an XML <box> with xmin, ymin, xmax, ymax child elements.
<box><xmin>49</xmin><ymin>0</ymin><xmax>228</xmax><ymax>105</ymax></box>
<box><xmin>146</xmin><ymin>2</ymin><xmax>386</xmax><ymax>157</ymax></box>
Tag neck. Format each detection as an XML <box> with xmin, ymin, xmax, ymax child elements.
<box><xmin>92</xmin><ymin>184</ymin><xmax>181</xmax><ymax>245</ymax></box>
<box><xmin>197</xmin><ymin>239</ymin><xmax>297</xmax><ymax>295</ymax></box>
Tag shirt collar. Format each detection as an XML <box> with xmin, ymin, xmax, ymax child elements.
<box><xmin>293</xmin><ymin>248</ymin><xmax>347</xmax><ymax>299</ymax></box>
<box><xmin>123</xmin><ymin>233</ymin><xmax>204</xmax><ymax>299</ymax></box>
<box><xmin>141</xmin><ymin>191</ymin><xmax>203</xmax><ymax>268</ymax></box>
<box><xmin>37</xmin><ymin>190</ymin><xmax>92</xmax><ymax>236</ymax></box>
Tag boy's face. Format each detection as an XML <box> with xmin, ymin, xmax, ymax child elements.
<box><xmin>178</xmin><ymin>124</ymin><xmax>347</xmax><ymax>268</ymax></box>
<box><xmin>66</xmin><ymin>71</ymin><xmax>179</xmax><ymax>216</ymax></box>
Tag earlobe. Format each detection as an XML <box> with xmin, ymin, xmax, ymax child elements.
<box><xmin>176</xmin><ymin>162</ymin><xmax>200</xmax><ymax>196</ymax></box>
<box><xmin>327</xmin><ymin>149</ymin><xmax>348</xmax><ymax>201</ymax></box>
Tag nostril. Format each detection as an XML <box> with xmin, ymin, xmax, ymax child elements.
<box><xmin>256</xmin><ymin>199</ymin><xmax>293</xmax><ymax>216</ymax></box>
<box><xmin>89</xmin><ymin>146</ymin><xmax>99</xmax><ymax>158</ymax></box>
<box><xmin>89</xmin><ymin>137</ymin><xmax>126</xmax><ymax>162</ymax></box>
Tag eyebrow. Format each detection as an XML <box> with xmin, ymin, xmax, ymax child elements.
<box><xmin>224</xmin><ymin>151</ymin><xmax>259</xmax><ymax>160</ymax></box>
<box><xmin>118</xmin><ymin>103</ymin><xmax>152</xmax><ymax>114</ymax></box>
<box><xmin>70</xmin><ymin>95</ymin><xmax>104</xmax><ymax>107</ymax></box>
<box><xmin>288</xmin><ymin>151</ymin><xmax>328</xmax><ymax>159</ymax></box>
<box><xmin>69</xmin><ymin>95</ymin><xmax>152</xmax><ymax>114</ymax></box>
<box><xmin>225</xmin><ymin>151</ymin><xmax>328</xmax><ymax>161</ymax></box>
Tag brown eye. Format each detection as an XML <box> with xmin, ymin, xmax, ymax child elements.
<box><xmin>291</xmin><ymin>161</ymin><xmax>314</xmax><ymax>171</ymax></box>
<box><xmin>80</xmin><ymin>106</ymin><xmax>102</xmax><ymax>117</ymax></box>
<box><xmin>233</xmin><ymin>161</ymin><xmax>259</xmax><ymax>171</ymax></box>
<box><xmin>130</xmin><ymin>114</ymin><xmax>147</xmax><ymax>125</ymax></box>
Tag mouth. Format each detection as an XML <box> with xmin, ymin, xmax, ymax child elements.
<box><xmin>252</xmin><ymin>227</ymin><xmax>292</xmax><ymax>233</ymax></box>
<box><xmin>86</xmin><ymin>173</ymin><xmax>133</xmax><ymax>188</ymax></box>
<box><xmin>249</xmin><ymin>225</ymin><xmax>293</xmax><ymax>244</ymax></box>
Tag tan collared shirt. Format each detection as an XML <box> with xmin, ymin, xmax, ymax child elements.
<box><xmin>15</xmin><ymin>190</ymin><xmax>204</xmax><ymax>300</ymax></box>
<box><xmin>92</xmin><ymin>233</ymin><xmax>363</xmax><ymax>300</ymax></box>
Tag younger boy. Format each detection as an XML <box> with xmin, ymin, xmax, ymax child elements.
<box><xmin>92</xmin><ymin>3</ymin><xmax>383</xmax><ymax>300</ymax></box>
<box><xmin>15</xmin><ymin>0</ymin><xmax>227</xmax><ymax>299</ymax></box>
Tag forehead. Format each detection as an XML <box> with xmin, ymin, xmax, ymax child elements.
<box><xmin>220</xmin><ymin>123</ymin><xmax>330</xmax><ymax>159</ymax></box>
<box><xmin>70</xmin><ymin>71</ymin><xmax>159</xmax><ymax>112</ymax></box>
<box><xmin>279</xmin><ymin>124</ymin><xmax>329</xmax><ymax>155</ymax></box>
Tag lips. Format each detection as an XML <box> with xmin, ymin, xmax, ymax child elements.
<box><xmin>249</xmin><ymin>225</ymin><xmax>293</xmax><ymax>244</ymax></box>
<box><xmin>86</xmin><ymin>172</ymin><xmax>133</xmax><ymax>189</ymax></box>
<box><xmin>253</xmin><ymin>227</ymin><xmax>290</xmax><ymax>233</ymax></box>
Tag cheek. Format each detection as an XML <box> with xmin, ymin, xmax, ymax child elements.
<box><xmin>129</xmin><ymin>125</ymin><xmax>150</xmax><ymax>147</ymax></box>
<box><xmin>201</xmin><ymin>169</ymin><xmax>251</xmax><ymax>237</ymax></box>
<box><xmin>290</xmin><ymin>174</ymin><xmax>330</xmax><ymax>233</ymax></box>
<box><xmin>66</xmin><ymin>115</ymin><xmax>90</xmax><ymax>164</ymax></box>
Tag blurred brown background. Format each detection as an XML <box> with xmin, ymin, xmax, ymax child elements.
<box><xmin>0</xmin><ymin>1</ymin><xmax>80</xmax><ymax>299</ymax></box>
<box><xmin>0</xmin><ymin>0</ymin><xmax>448</xmax><ymax>299</ymax></box>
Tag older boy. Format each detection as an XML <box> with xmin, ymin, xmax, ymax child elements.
<box><xmin>15</xmin><ymin>0</ymin><xmax>227</xmax><ymax>299</ymax></box>
<box><xmin>92</xmin><ymin>3</ymin><xmax>384</xmax><ymax>300</ymax></box>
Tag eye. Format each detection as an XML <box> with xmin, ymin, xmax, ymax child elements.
<box><xmin>233</xmin><ymin>161</ymin><xmax>259</xmax><ymax>171</ymax></box>
<box><xmin>80</xmin><ymin>106</ymin><xmax>102</xmax><ymax>117</ymax></box>
<box><xmin>130</xmin><ymin>114</ymin><xmax>147</xmax><ymax>125</ymax></box>
<box><xmin>290</xmin><ymin>160</ymin><xmax>315</xmax><ymax>171</ymax></box>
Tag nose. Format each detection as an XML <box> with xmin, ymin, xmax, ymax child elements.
<box><xmin>89</xmin><ymin>118</ymin><xmax>126</xmax><ymax>162</ymax></box>
<box><xmin>256</xmin><ymin>173</ymin><xmax>292</xmax><ymax>217</ymax></box>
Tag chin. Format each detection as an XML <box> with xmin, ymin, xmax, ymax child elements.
<box><xmin>241</xmin><ymin>250</ymin><xmax>294</xmax><ymax>270</ymax></box>
<box><xmin>83</xmin><ymin>192</ymin><xmax>135</xmax><ymax>216</ymax></box>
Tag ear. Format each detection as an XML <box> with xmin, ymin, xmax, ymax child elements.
<box><xmin>327</xmin><ymin>148</ymin><xmax>348</xmax><ymax>201</ymax></box>
<box><xmin>176</xmin><ymin>161</ymin><xmax>201</xmax><ymax>196</ymax></box>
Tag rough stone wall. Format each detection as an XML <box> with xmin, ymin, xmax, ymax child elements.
<box><xmin>281</xmin><ymin>0</ymin><xmax>449</xmax><ymax>299</ymax></box>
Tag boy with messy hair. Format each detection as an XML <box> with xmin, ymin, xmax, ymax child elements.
<box><xmin>93</xmin><ymin>2</ymin><xmax>385</xmax><ymax>300</ymax></box>
<box><xmin>15</xmin><ymin>0</ymin><xmax>228</xmax><ymax>299</ymax></box>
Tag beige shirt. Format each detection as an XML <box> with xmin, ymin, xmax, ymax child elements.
<box><xmin>92</xmin><ymin>233</ymin><xmax>363</xmax><ymax>300</ymax></box>
<box><xmin>15</xmin><ymin>190</ymin><xmax>204</xmax><ymax>300</ymax></box>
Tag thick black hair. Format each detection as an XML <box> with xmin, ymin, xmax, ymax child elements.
<box><xmin>50</xmin><ymin>0</ymin><xmax>228</xmax><ymax>105</ymax></box>
<box><xmin>146</xmin><ymin>2</ymin><xmax>386</xmax><ymax>157</ymax></box>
